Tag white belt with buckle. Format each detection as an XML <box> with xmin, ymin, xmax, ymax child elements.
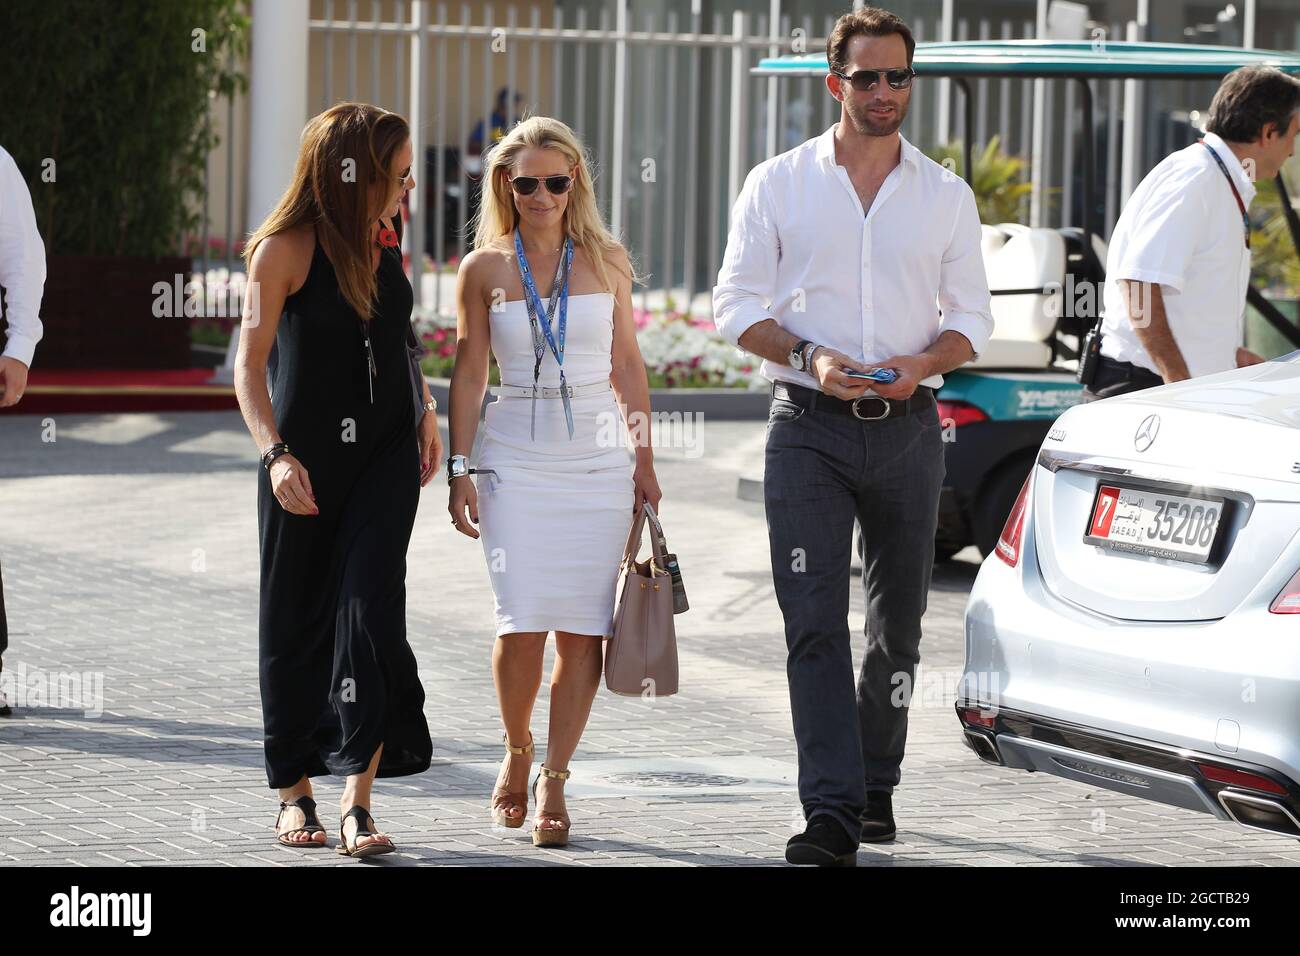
<box><xmin>490</xmin><ymin>380</ymin><xmax>612</xmax><ymax>399</ymax></box>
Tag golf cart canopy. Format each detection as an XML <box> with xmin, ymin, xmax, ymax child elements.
<box><xmin>753</xmin><ymin>40</ymin><xmax>1300</xmax><ymax>81</ymax></box>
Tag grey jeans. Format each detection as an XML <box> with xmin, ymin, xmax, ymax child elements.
<box><xmin>763</xmin><ymin>384</ymin><xmax>945</xmax><ymax>842</ymax></box>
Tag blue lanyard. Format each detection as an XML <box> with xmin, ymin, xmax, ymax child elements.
<box><xmin>513</xmin><ymin>229</ymin><xmax>575</xmax><ymax>439</ymax></box>
<box><xmin>1198</xmin><ymin>140</ymin><xmax>1250</xmax><ymax>250</ymax></box>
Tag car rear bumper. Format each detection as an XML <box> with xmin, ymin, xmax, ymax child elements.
<box><xmin>955</xmin><ymin>704</ymin><xmax>1300</xmax><ymax>837</ymax></box>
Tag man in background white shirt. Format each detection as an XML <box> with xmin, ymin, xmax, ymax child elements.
<box><xmin>713</xmin><ymin>6</ymin><xmax>992</xmax><ymax>865</ymax></box>
<box><xmin>0</xmin><ymin>144</ymin><xmax>45</xmax><ymax>407</ymax></box>
<box><xmin>0</xmin><ymin>142</ymin><xmax>47</xmax><ymax>716</ymax></box>
<box><xmin>1086</xmin><ymin>66</ymin><xmax>1300</xmax><ymax>400</ymax></box>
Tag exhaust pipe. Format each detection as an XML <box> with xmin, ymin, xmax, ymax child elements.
<box><xmin>963</xmin><ymin>729</ymin><xmax>1003</xmax><ymax>765</ymax></box>
<box><xmin>1217</xmin><ymin>789</ymin><xmax>1300</xmax><ymax>838</ymax></box>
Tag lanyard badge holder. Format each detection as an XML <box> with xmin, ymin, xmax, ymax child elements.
<box><xmin>514</xmin><ymin>229</ymin><xmax>576</xmax><ymax>440</ymax></box>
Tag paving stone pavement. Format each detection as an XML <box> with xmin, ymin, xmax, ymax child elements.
<box><xmin>1</xmin><ymin>410</ymin><xmax>1298</xmax><ymax>867</ymax></box>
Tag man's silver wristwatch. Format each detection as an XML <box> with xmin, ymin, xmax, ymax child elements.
<box><xmin>789</xmin><ymin>339</ymin><xmax>818</xmax><ymax>372</ymax></box>
<box><xmin>785</xmin><ymin>338</ymin><xmax>806</xmax><ymax>371</ymax></box>
<box><xmin>447</xmin><ymin>454</ymin><xmax>469</xmax><ymax>481</ymax></box>
<box><xmin>422</xmin><ymin>396</ymin><xmax>438</xmax><ymax>414</ymax></box>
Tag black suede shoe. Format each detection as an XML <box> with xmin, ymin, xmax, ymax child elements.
<box><xmin>785</xmin><ymin>815</ymin><xmax>858</xmax><ymax>867</ymax></box>
<box><xmin>860</xmin><ymin>791</ymin><xmax>896</xmax><ymax>842</ymax></box>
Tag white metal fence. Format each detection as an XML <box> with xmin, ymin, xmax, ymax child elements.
<box><xmin>197</xmin><ymin>1</ymin><xmax>1224</xmax><ymax>319</ymax></box>
<box><xmin>301</xmin><ymin>1</ymin><xmax>1051</xmax><ymax>317</ymax></box>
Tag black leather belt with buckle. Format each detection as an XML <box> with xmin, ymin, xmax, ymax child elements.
<box><xmin>771</xmin><ymin>380</ymin><xmax>933</xmax><ymax>420</ymax></box>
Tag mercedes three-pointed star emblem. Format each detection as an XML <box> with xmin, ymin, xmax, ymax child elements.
<box><xmin>1134</xmin><ymin>413</ymin><xmax>1160</xmax><ymax>453</ymax></box>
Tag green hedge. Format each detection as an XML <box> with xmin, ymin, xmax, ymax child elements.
<box><xmin>0</xmin><ymin>0</ymin><xmax>248</xmax><ymax>257</ymax></box>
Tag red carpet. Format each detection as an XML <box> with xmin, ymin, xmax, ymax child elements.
<box><xmin>2</xmin><ymin>368</ymin><xmax>239</xmax><ymax>414</ymax></box>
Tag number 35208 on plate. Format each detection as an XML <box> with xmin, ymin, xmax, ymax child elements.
<box><xmin>1083</xmin><ymin>484</ymin><xmax>1223</xmax><ymax>564</ymax></box>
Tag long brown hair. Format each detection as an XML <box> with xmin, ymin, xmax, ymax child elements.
<box><xmin>470</xmin><ymin>114</ymin><xmax>641</xmax><ymax>294</ymax></box>
<box><xmin>244</xmin><ymin>102</ymin><xmax>410</xmax><ymax>321</ymax></box>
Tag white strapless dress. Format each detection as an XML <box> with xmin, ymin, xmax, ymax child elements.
<box><xmin>475</xmin><ymin>292</ymin><xmax>636</xmax><ymax>638</ymax></box>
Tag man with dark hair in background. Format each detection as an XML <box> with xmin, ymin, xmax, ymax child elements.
<box><xmin>0</xmin><ymin>142</ymin><xmax>47</xmax><ymax>716</ymax></box>
<box><xmin>467</xmin><ymin>86</ymin><xmax>525</xmax><ymax>156</ymax></box>
<box><xmin>1085</xmin><ymin>65</ymin><xmax>1300</xmax><ymax>401</ymax></box>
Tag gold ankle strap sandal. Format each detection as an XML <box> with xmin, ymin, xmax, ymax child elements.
<box><xmin>489</xmin><ymin>732</ymin><xmax>534</xmax><ymax>829</ymax></box>
<box><xmin>530</xmin><ymin>766</ymin><xmax>572</xmax><ymax>848</ymax></box>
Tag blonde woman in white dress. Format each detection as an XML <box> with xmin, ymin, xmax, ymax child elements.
<box><xmin>448</xmin><ymin>116</ymin><xmax>661</xmax><ymax>847</ymax></box>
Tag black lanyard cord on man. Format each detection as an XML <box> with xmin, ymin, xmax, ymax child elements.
<box><xmin>1198</xmin><ymin>139</ymin><xmax>1251</xmax><ymax>250</ymax></box>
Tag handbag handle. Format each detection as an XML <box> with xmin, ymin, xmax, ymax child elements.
<box><xmin>620</xmin><ymin>501</ymin><xmax>668</xmax><ymax>572</ymax></box>
<box><xmin>643</xmin><ymin>502</ymin><xmax>670</xmax><ymax>559</ymax></box>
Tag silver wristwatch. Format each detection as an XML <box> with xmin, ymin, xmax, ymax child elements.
<box><xmin>789</xmin><ymin>339</ymin><xmax>814</xmax><ymax>371</ymax></box>
<box><xmin>422</xmin><ymin>396</ymin><xmax>438</xmax><ymax>413</ymax></box>
<box><xmin>447</xmin><ymin>454</ymin><xmax>469</xmax><ymax>481</ymax></box>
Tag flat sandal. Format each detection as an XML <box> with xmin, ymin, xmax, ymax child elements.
<box><xmin>274</xmin><ymin>794</ymin><xmax>327</xmax><ymax>848</ymax></box>
<box><xmin>337</xmin><ymin>805</ymin><xmax>395</xmax><ymax>858</ymax></box>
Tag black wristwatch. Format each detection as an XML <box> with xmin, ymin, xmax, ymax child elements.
<box><xmin>789</xmin><ymin>339</ymin><xmax>815</xmax><ymax>371</ymax></box>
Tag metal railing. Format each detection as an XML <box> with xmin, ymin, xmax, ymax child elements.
<box><xmin>295</xmin><ymin>2</ymin><xmax>1053</xmax><ymax>318</ymax></box>
<box><xmin>194</xmin><ymin>3</ymin><xmax>1227</xmax><ymax>323</ymax></box>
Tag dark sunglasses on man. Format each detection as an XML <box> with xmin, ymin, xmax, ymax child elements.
<box><xmin>832</xmin><ymin>67</ymin><xmax>917</xmax><ymax>92</ymax></box>
<box><xmin>508</xmin><ymin>174</ymin><xmax>574</xmax><ymax>196</ymax></box>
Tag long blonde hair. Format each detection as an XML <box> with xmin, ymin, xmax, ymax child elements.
<box><xmin>470</xmin><ymin>114</ymin><xmax>642</xmax><ymax>293</ymax></box>
<box><xmin>244</xmin><ymin>102</ymin><xmax>409</xmax><ymax>322</ymax></box>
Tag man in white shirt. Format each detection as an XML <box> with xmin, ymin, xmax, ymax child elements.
<box><xmin>713</xmin><ymin>6</ymin><xmax>992</xmax><ymax>866</ymax></box>
<box><xmin>0</xmin><ymin>144</ymin><xmax>45</xmax><ymax>408</ymax></box>
<box><xmin>1086</xmin><ymin>66</ymin><xmax>1300</xmax><ymax>400</ymax></box>
<box><xmin>0</xmin><ymin>142</ymin><xmax>47</xmax><ymax>715</ymax></box>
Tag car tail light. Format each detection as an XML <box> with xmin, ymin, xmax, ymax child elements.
<box><xmin>936</xmin><ymin>399</ymin><xmax>989</xmax><ymax>428</ymax></box>
<box><xmin>994</xmin><ymin>470</ymin><xmax>1033</xmax><ymax>567</ymax></box>
<box><xmin>1270</xmin><ymin>569</ymin><xmax>1300</xmax><ymax>613</ymax></box>
<box><xmin>1194</xmin><ymin>763</ymin><xmax>1288</xmax><ymax>796</ymax></box>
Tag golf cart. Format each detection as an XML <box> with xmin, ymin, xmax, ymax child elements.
<box><xmin>752</xmin><ymin>40</ymin><xmax>1300</xmax><ymax>559</ymax></box>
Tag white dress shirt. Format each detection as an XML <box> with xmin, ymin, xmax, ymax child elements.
<box><xmin>1100</xmin><ymin>130</ymin><xmax>1253</xmax><ymax>379</ymax></box>
<box><xmin>0</xmin><ymin>145</ymin><xmax>46</xmax><ymax>368</ymax></box>
<box><xmin>712</xmin><ymin>123</ymin><xmax>993</xmax><ymax>392</ymax></box>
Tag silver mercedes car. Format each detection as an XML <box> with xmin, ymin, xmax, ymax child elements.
<box><xmin>957</xmin><ymin>353</ymin><xmax>1300</xmax><ymax>840</ymax></box>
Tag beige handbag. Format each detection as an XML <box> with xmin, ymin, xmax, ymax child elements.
<box><xmin>605</xmin><ymin>503</ymin><xmax>680</xmax><ymax>697</ymax></box>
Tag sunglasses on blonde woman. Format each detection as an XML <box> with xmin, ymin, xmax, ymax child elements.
<box><xmin>509</xmin><ymin>174</ymin><xmax>574</xmax><ymax>196</ymax></box>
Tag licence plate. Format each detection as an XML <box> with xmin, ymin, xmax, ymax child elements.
<box><xmin>1083</xmin><ymin>484</ymin><xmax>1223</xmax><ymax>564</ymax></box>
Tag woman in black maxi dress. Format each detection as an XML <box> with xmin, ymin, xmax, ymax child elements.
<box><xmin>249</xmin><ymin>160</ymin><xmax>434</xmax><ymax>853</ymax></box>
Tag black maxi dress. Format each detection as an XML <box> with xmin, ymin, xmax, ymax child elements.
<box><xmin>257</xmin><ymin>213</ymin><xmax>431</xmax><ymax>789</ymax></box>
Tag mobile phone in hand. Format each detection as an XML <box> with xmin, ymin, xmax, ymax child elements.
<box><xmin>841</xmin><ymin>367</ymin><xmax>898</xmax><ymax>384</ymax></box>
